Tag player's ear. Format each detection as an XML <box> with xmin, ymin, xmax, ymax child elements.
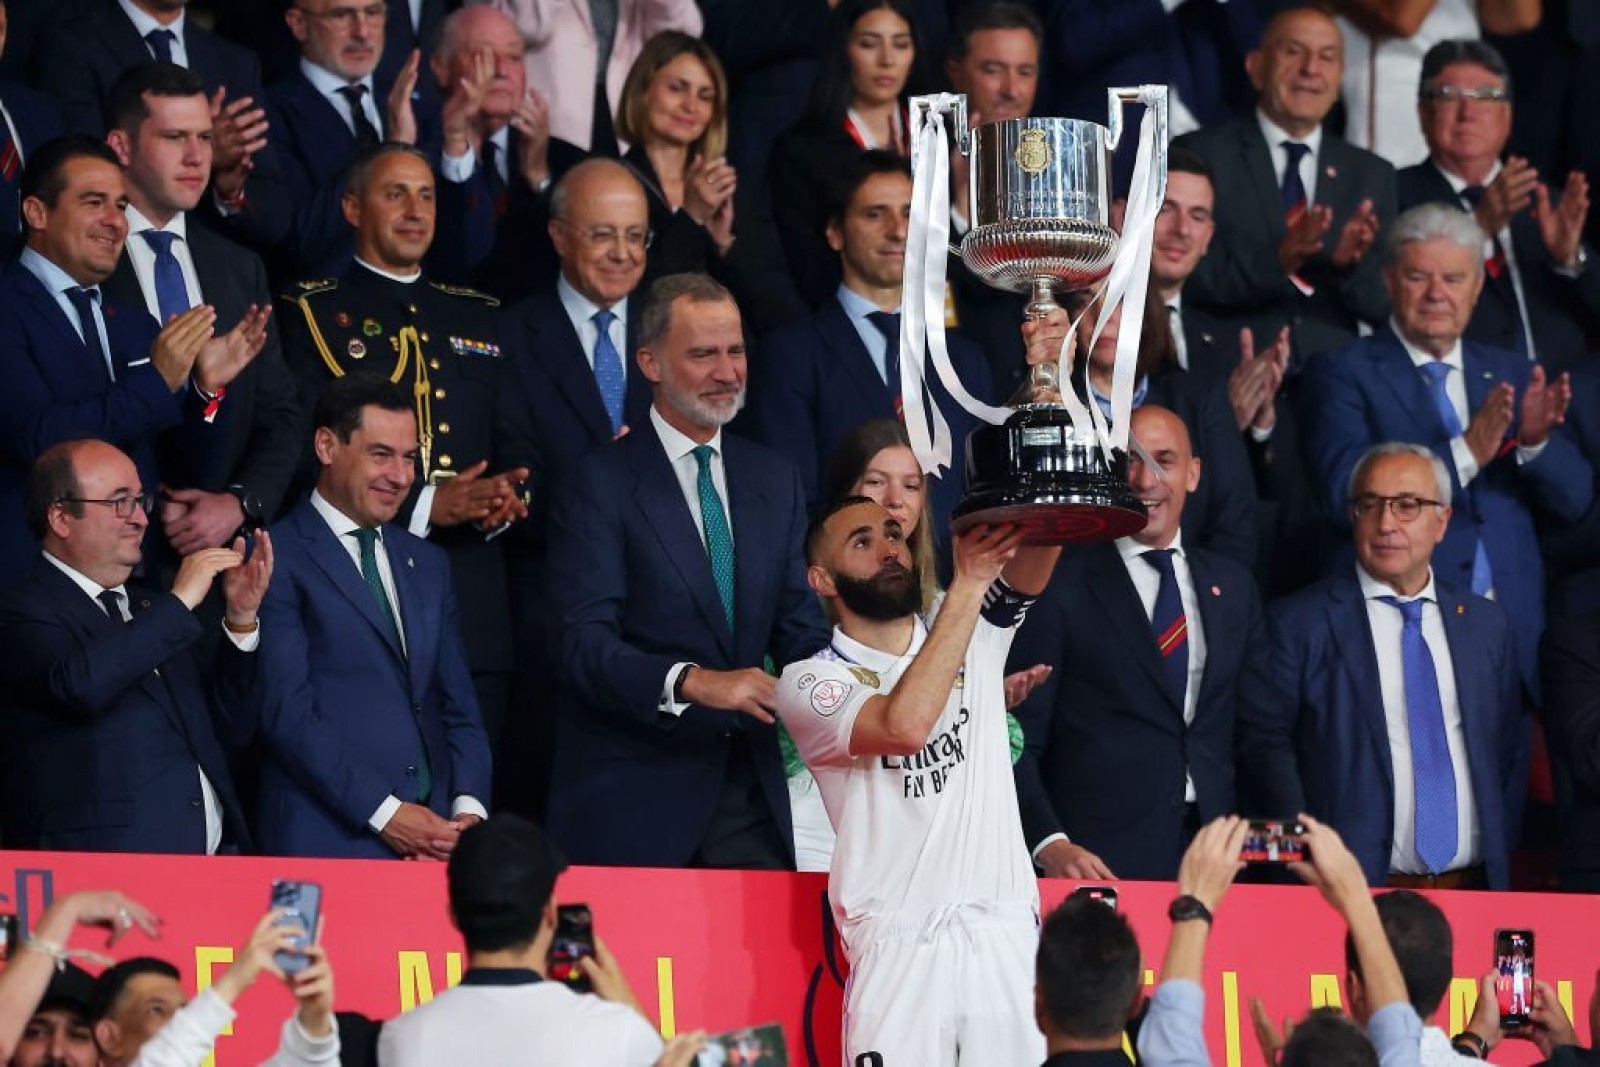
<box><xmin>807</xmin><ymin>561</ymin><xmax>835</xmax><ymax>598</ymax></box>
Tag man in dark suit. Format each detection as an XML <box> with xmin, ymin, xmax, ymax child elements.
<box><xmin>1174</xmin><ymin>7</ymin><xmax>1395</xmax><ymax>364</ymax></box>
<box><xmin>1397</xmin><ymin>39</ymin><xmax>1600</xmax><ymax>366</ymax></box>
<box><xmin>1303</xmin><ymin>203</ymin><xmax>1591</xmax><ymax>700</ymax></box>
<box><xmin>0</xmin><ymin>439</ymin><xmax>268</xmax><ymax>853</ymax></box>
<box><xmin>32</xmin><ymin>0</ymin><xmax>289</xmax><ymax>253</ymax></box>
<box><xmin>746</xmin><ymin>150</ymin><xmax>994</xmax><ymax>553</ymax></box>
<box><xmin>250</xmin><ymin>375</ymin><xmax>493</xmax><ymax>859</ymax></box>
<box><xmin>1008</xmin><ymin>404</ymin><xmax>1302</xmax><ymax>882</ymax></box>
<box><xmin>546</xmin><ymin>272</ymin><xmax>831</xmax><ymax>868</ymax></box>
<box><xmin>0</xmin><ymin>137</ymin><xmax>270</xmax><ymax>587</ymax></box>
<box><xmin>0</xmin><ymin>0</ymin><xmax>61</xmax><ymax>250</ymax></box>
<box><xmin>1541</xmin><ymin>607</ymin><xmax>1600</xmax><ymax>891</ymax></box>
<box><xmin>1269</xmin><ymin>443</ymin><xmax>1520</xmax><ymax>889</ymax></box>
<box><xmin>279</xmin><ymin>143</ymin><xmax>536</xmax><ymax>770</ymax></box>
<box><xmin>102</xmin><ymin>64</ymin><xmax>303</xmax><ymax>552</ymax></box>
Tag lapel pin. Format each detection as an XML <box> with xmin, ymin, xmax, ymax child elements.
<box><xmin>1483</xmin><ymin>371</ymin><xmax>1495</xmax><ymax>380</ymax></box>
<box><xmin>407</xmin><ymin>557</ymin><xmax>415</xmax><ymax>569</ymax></box>
<box><xmin>1457</xmin><ymin>604</ymin><xmax>1465</xmax><ymax>614</ymax></box>
<box><xmin>1325</xmin><ymin>165</ymin><xmax>1337</xmax><ymax>178</ymax></box>
<box><xmin>1211</xmin><ymin>585</ymin><xmax>1221</xmax><ymax>596</ymax></box>
<box><xmin>1201</xmin><ymin>332</ymin><xmax>1214</xmax><ymax>345</ymax></box>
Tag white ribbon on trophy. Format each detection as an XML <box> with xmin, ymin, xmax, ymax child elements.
<box><xmin>901</xmin><ymin>88</ymin><xmax>1168</xmax><ymax>475</ymax></box>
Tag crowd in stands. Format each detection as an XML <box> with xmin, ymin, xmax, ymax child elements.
<box><xmin>1</xmin><ymin>0</ymin><xmax>1600</xmax><ymax>1060</ymax></box>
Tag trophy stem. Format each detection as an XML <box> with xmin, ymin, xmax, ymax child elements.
<box><xmin>1009</xmin><ymin>278</ymin><xmax>1066</xmax><ymax>407</ymax></box>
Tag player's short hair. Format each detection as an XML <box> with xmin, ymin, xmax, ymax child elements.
<box><xmin>638</xmin><ymin>272</ymin><xmax>735</xmax><ymax>349</ymax></box>
<box><xmin>107</xmin><ymin>62</ymin><xmax>208</xmax><ymax>135</ymax></box>
<box><xmin>1035</xmin><ymin>896</ymin><xmax>1141</xmax><ymax>1040</ymax></box>
<box><xmin>805</xmin><ymin>495</ymin><xmax>878</xmax><ymax>565</ymax></box>
<box><xmin>1345</xmin><ymin>890</ymin><xmax>1454</xmax><ymax>1018</ymax></box>
<box><xmin>87</xmin><ymin>958</ymin><xmax>180</xmax><ymax>1023</ymax></box>
<box><xmin>1280</xmin><ymin>1008</ymin><xmax>1378</xmax><ymax>1067</ymax></box>
<box><xmin>314</xmin><ymin>375</ymin><xmax>415</xmax><ymax>443</ymax></box>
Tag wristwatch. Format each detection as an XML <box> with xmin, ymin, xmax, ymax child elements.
<box><xmin>1167</xmin><ymin>895</ymin><xmax>1214</xmax><ymax>925</ymax></box>
<box><xmin>225</xmin><ymin>484</ymin><xmax>265</xmax><ymax>532</ymax></box>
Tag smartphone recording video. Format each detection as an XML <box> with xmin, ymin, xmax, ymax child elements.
<box><xmin>694</xmin><ymin>1022</ymin><xmax>788</xmax><ymax>1066</ymax></box>
<box><xmin>269</xmin><ymin>880</ymin><xmax>322</xmax><ymax>977</ymax></box>
<box><xmin>549</xmin><ymin>904</ymin><xmax>595</xmax><ymax>994</ymax></box>
<box><xmin>0</xmin><ymin>913</ymin><xmax>16</xmax><ymax>961</ymax></box>
<box><xmin>1241</xmin><ymin>819</ymin><xmax>1307</xmax><ymax>863</ymax></box>
<box><xmin>1494</xmin><ymin>929</ymin><xmax>1534</xmax><ymax>1027</ymax></box>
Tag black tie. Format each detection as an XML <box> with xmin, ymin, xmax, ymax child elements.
<box><xmin>482</xmin><ymin>138</ymin><xmax>508</xmax><ymax>217</ymax></box>
<box><xmin>337</xmin><ymin>84</ymin><xmax>381</xmax><ymax>148</ymax></box>
<box><xmin>97</xmin><ymin>589</ymin><xmax>127</xmax><ymax>624</ymax></box>
<box><xmin>66</xmin><ymin>286</ymin><xmax>110</xmax><ymax>382</ymax></box>
<box><xmin>146</xmin><ymin>28</ymin><xmax>176</xmax><ymax>64</ymax></box>
<box><xmin>867</xmin><ymin>310</ymin><xmax>902</xmax><ymax>402</ymax></box>
<box><xmin>1280</xmin><ymin>141</ymin><xmax>1310</xmax><ymax>214</ymax></box>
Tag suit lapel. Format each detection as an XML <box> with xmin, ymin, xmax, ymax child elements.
<box><xmin>1188</xmin><ymin>552</ymin><xmax>1227</xmax><ymax>715</ymax></box>
<box><xmin>13</xmin><ymin>266</ymin><xmax>103</xmax><ymax>380</ymax></box>
<box><xmin>1370</xmin><ymin>328</ymin><xmax>1454</xmax><ymax>447</ymax></box>
<box><xmin>1326</xmin><ymin>576</ymin><xmax>1396</xmax><ymax>792</ymax></box>
<box><xmin>99</xmin><ymin>7</ymin><xmax>155</xmax><ymax>70</ymax></box>
<box><xmin>294</xmin><ymin>507</ymin><xmax>408</xmax><ymax>666</ymax></box>
<box><xmin>386</xmin><ymin>529</ymin><xmax>431</xmax><ymax>693</ymax></box>
<box><xmin>818</xmin><ymin>299</ymin><xmax>895</xmax><ymax>403</ymax></box>
<box><xmin>1462</xmin><ymin>344</ymin><xmax>1496</xmax><ymax>420</ymax></box>
<box><xmin>1240</xmin><ymin>121</ymin><xmax>1287</xmax><ymax>240</ymax></box>
<box><xmin>1314</xmin><ymin>138</ymin><xmax>1352</xmax><ymax>213</ymax></box>
<box><xmin>724</xmin><ymin>440</ymin><xmax>769</xmax><ymax>660</ymax></box>
<box><xmin>534</xmin><ymin>298</ymin><xmax>613</xmax><ymax>443</ymax></box>
<box><xmin>102</xmin><ymin>255</ymin><xmax>147</xmax><ymax>320</ymax></box>
<box><xmin>1083</xmin><ymin>546</ymin><xmax>1179</xmax><ymax>712</ymax></box>
<box><xmin>1436</xmin><ymin>584</ymin><xmax>1494</xmax><ymax>803</ymax></box>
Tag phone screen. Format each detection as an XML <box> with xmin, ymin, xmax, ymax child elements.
<box><xmin>1241</xmin><ymin>819</ymin><xmax>1308</xmax><ymax>863</ymax></box>
<box><xmin>693</xmin><ymin>1022</ymin><xmax>787</xmax><ymax>1066</ymax></box>
<box><xmin>1070</xmin><ymin>886</ymin><xmax>1119</xmax><ymax>911</ymax></box>
<box><xmin>0</xmin><ymin>914</ymin><xmax>16</xmax><ymax>961</ymax></box>
<box><xmin>549</xmin><ymin>904</ymin><xmax>595</xmax><ymax>993</ymax></box>
<box><xmin>1494</xmin><ymin>929</ymin><xmax>1535</xmax><ymax>1026</ymax></box>
<box><xmin>269</xmin><ymin>881</ymin><xmax>322</xmax><ymax>977</ymax></box>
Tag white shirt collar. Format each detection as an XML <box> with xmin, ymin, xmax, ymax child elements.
<box><xmin>1357</xmin><ymin>561</ymin><xmax>1438</xmax><ymax>604</ymax></box>
<box><xmin>1166</xmin><ymin>290</ymin><xmax>1185</xmax><ymax>317</ymax></box>
<box><xmin>124</xmin><ymin>203</ymin><xmax>188</xmax><ymax>241</ymax></box>
<box><xmin>41</xmin><ymin>550</ymin><xmax>127</xmax><ymax>602</ymax></box>
<box><xmin>117</xmin><ymin>0</ymin><xmax>184</xmax><ymax>43</ymax></box>
<box><xmin>557</xmin><ymin>273</ymin><xmax>626</xmax><ymax>325</ymax></box>
<box><xmin>649</xmin><ymin>405</ymin><xmax>722</xmax><ymax>465</ymax></box>
<box><xmin>1390</xmin><ymin>317</ymin><xmax>1464</xmax><ymax>372</ymax></box>
<box><xmin>300</xmin><ymin>57</ymin><xmax>375</xmax><ymax>99</ymax></box>
<box><xmin>309</xmin><ymin>489</ymin><xmax>380</xmax><ymax>541</ymax></box>
<box><xmin>1431</xmin><ymin>157</ymin><xmax>1503</xmax><ymax>195</ymax></box>
<box><xmin>828</xmin><ymin>615</ymin><xmax>929</xmax><ymax>673</ymax></box>
<box><xmin>1256</xmin><ymin>110</ymin><xmax>1323</xmax><ymax>159</ymax></box>
<box><xmin>354</xmin><ymin>256</ymin><xmax>422</xmax><ymax>285</ymax></box>
<box><xmin>1115</xmin><ymin>528</ymin><xmax>1187</xmax><ymax>565</ymax></box>
<box><xmin>19</xmin><ymin>246</ymin><xmax>87</xmax><ymax>296</ymax></box>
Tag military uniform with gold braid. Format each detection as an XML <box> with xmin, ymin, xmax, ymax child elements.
<box><xmin>279</xmin><ymin>262</ymin><xmax>542</xmax><ymax>749</ymax></box>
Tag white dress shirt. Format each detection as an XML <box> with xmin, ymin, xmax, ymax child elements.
<box><xmin>123</xmin><ymin>204</ymin><xmax>203</xmax><ymax>317</ymax></box>
<box><xmin>1257</xmin><ymin>111</ymin><xmax>1324</xmax><ymax>207</ymax></box>
<box><xmin>117</xmin><ymin>0</ymin><xmax>190</xmax><ymax>68</ymax></box>
<box><xmin>440</xmin><ymin>124</ymin><xmax>511</xmax><ymax>185</ymax></box>
<box><xmin>1430</xmin><ymin>159</ymin><xmax>1540</xmax><ymax>359</ymax></box>
<box><xmin>1166</xmin><ymin>291</ymin><xmax>1189</xmax><ymax>371</ymax></box>
<box><xmin>300</xmin><ymin>59</ymin><xmax>382</xmax><ymax>139</ymax></box>
<box><xmin>836</xmin><ymin>284</ymin><xmax>897</xmax><ymax>384</ymax></box>
<box><xmin>306</xmin><ymin>491</ymin><xmax>488</xmax><ymax>832</ymax></box>
<box><xmin>1357</xmin><ymin>564</ymin><xmax>1480</xmax><ymax>875</ymax></box>
<box><xmin>651</xmin><ymin>406</ymin><xmax>734</xmax><ymax>717</ymax></box>
<box><xmin>19</xmin><ymin>248</ymin><xmax>116</xmax><ymax>379</ymax></box>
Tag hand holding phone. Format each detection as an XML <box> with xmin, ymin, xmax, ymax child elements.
<box><xmin>1494</xmin><ymin>929</ymin><xmax>1535</xmax><ymax>1027</ymax></box>
<box><xmin>548</xmin><ymin>904</ymin><xmax>595</xmax><ymax>993</ymax></box>
<box><xmin>269</xmin><ymin>881</ymin><xmax>322</xmax><ymax>976</ymax></box>
<box><xmin>1241</xmin><ymin>819</ymin><xmax>1307</xmax><ymax>864</ymax></box>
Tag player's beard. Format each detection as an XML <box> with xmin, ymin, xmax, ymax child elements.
<box><xmin>834</xmin><ymin>561</ymin><xmax>922</xmax><ymax>620</ymax></box>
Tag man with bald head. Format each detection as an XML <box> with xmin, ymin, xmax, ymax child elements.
<box><xmin>1174</xmin><ymin>6</ymin><xmax>1397</xmax><ymax>364</ymax></box>
<box><xmin>1008</xmin><ymin>404</ymin><xmax>1303</xmax><ymax>882</ymax></box>
<box><xmin>0</xmin><ymin>438</ymin><xmax>269</xmax><ymax>853</ymax></box>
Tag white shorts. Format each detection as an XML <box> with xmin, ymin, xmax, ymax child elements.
<box><xmin>842</xmin><ymin>905</ymin><xmax>1043</xmax><ymax>1067</ymax></box>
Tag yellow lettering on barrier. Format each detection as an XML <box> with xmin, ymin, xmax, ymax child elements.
<box><xmin>1559</xmin><ymin>981</ymin><xmax>1574</xmax><ymax>1023</ymax></box>
<box><xmin>1448</xmin><ymin>976</ymin><xmax>1480</xmax><ymax>1035</ymax></box>
<box><xmin>1310</xmin><ymin>974</ymin><xmax>1343</xmax><ymax>1008</ymax></box>
<box><xmin>196</xmin><ymin>946</ymin><xmax>234</xmax><ymax>1067</ymax></box>
<box><xmin>1223</xmin><ymin>971</ymin><xmax>1242</xmax><ymax>1067</ymax></box>
<box><xmin>397</xmin><ymin>951</ymin><xmax>463</xmax><ymax>1012</ymax></box>
<box><xmin>1143</xmin><ymin>969</ymin><xmax>1155</xmax><ymax>987</ymax></box>
<box><xmin>657</xmin><ymin>957</ymin><xmax>676</xmax><ymax>1038</ymax></box>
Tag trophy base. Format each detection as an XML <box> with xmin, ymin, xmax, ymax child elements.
<box><xmin>954</xmin><ymin>408</ymin><xmax>1148</xmax><ymax>546</ymax></box>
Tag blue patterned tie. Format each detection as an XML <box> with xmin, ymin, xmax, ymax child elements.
<box><xmin>1280</xmin><ymin>141</ymin><xmax>1311</xmax><ymax>214</ymax></box>
<box><xmin>1417</xmin><ymin>360</ymin><xmax>1495</xmax><ymax>595</ymax></box>
<box><xmin>592</xmin><ymin>309</ymin><xmax>626</xmax><ymax>435</ymax></box>
<box><xmin>1143</xmin><ymin>548</ymin><xmax>1189</xmax><ymax>705</ymax></box>
<box><xmin>1379</xmin><ymin>596</ymin><xmax>1459</xmax><ymax>873</ymax></box>
<box><xmin>692</xmin><ymin>445</ymin><xmax>736</xmax><ymax>630</ymax></box>
<box><xmin>140</xmin><ymin>230</ymin><xmax>191</xmax><ymax>325</ymax></box>
<box><xmin>351</xmin><ymin>529</ymin><xmax>430</xmax><ymax>803</ymax></box>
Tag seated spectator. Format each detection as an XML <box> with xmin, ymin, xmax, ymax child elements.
<box><xmin>1137</xmin><ymin>816</ymin><xmax>1423</xmax><ymax>1067</ymax></box>
<box><xmin>0</xmin><ymin>440</ymin><xmax>269</xmax><ymax>854</ymax></box>
<box><xmin>378</xmin><ymin>814</ymin><xmax>682</xmax><ymax>1065</ymax></box>
<box><xmin>768</xmin><ymin>0</ymin><xmax>927</xmax><ymax>308</ymax></box>
<box><xmin>1009</xmin><ymin>404</ymin><xmax>1300</xmax><ymax>881</ymax></box>
<box><xmin>486</xmin><ymin>0</ymin><xmax>703</xmax><ymax>155</ymax></box>
<box><xmin>1033</xmin><ymin>895</ymin><xmax>1144</xmax><ymax>1064</ymax></box>
<box><xmin>90</xmin><ymin>911</ymin><xmax>339</xmax><ymax>1066</ymax></box>
<box><xmin>1398</xmin><ymin>39</ymin><xmax>1600</xmax><ymax>366</ymax></box>
<box><xmin>0</xmin><ymin>890</ymin><xmax>158</xmax><ymax>1066</ymax></box>
<box><xmin>1174</xmin><ymin>7</ymin><xmax>1395</xmax><ymax>366</ymax></box>
<box><xmin>1269</xmin><ymin>443</ymin><xmax>1520</xmax><ymax>889</ymax></box>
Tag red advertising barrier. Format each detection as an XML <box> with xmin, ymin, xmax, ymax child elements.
<box><xmin>0</xmin><ymin>851</ymin><xmax>1594</xmax><ymax>1066</ymax></box>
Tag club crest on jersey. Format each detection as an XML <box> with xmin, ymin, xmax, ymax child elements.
<box><xmin>846</xmin><ymin>666</ymin><xmax>879</xmax><ymax>687</ymax></box>
<box><xmin>811</xmin><ymin>679</ymin><xmax>852</xmax><ymax>717</ymax></box>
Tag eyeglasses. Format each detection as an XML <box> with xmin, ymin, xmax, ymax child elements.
<box><xmin>556</xmin><ymin>220</ymin><xmax>655</xmax><ymax>251</ymax></box>
<box><xmin>296</xmin><ymin>2</ymin><xmax>387</xmax><ymax>29</ymax></box>
<box><xmin>1351</xmin><ymin>494</ymin><xmax>1446</xmax><ymax>522</ymax></box>
<box><xmin>57</xmin><ymin>492</ymin><xmax>157</xmax><ymax>519</ymax></box>
<box><xmin>1421</xmin><ymin>84</ymin><xmax>1510</xmax><ymax>104</ymax></box>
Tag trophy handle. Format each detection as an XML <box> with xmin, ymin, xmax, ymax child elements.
<box><xmin>1105</xmin><ymin>85</ymin><xmax>1169</xmax><ymax>156</ymax></box>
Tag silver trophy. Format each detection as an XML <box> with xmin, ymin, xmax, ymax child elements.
<box><xmin>921</xmin><ymin>86</ymin><xmax>1168</xmax><ymax>543</ymax></box>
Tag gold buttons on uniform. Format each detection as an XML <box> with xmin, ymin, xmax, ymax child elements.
<box><xmin>434</xmin><ymin>388</ymin><xmax>446</xmax><ymax>399</ymax></box>
<box><xmin>420</xmin><ymin>332</ymin><xmax>430</xmax><ymax>342</ymax></box>
<box><xmin>406</xmin><ymin>304</ymin><xmax>418</xmax><ymax>315</ymax></box>
<box><xmin>429</xmin><ymin>358</ymin><xmax>441</xmax><ymax>370</ymax></box>
<box><xmin>439</xmin><ymin>423</ymin><xmax>450</xmax><ymax>433</ymax></box>
<box><xmin>439</xmin><ymin>455</ymin><xmax>453</xmax><ymax>468</ymax></box>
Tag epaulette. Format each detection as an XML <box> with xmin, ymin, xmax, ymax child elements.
<box><xmin>279</xmin><ymin>278</ymin><xmax>339</xmax><ymax>303</ymax></box>
<box><xmin>429</xmin><ymin>281</ymin><xmax>500</xmax><ymax>308</ymax></box>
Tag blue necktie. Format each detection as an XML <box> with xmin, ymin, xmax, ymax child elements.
<box><xmin>351</xmin><ymin>528</ymin><xmax>431</xmax><ymax>803</ymax></box>
<box><xmin>65</xmin><ymin>285</ymin><xmax>110</xmax><ymax>382</ymax></box>
<box><xmin>1143</xmin><ymin>548</ymin><xmax>1189</xmax><ymax>706</ymax></box>
<box><xmin>1417</xmin><ymin>361</ymin><xmax>1495</xmax><ymax>595</ymax></box>
<box><xmin>140</xmin><ymin>230</ymin><xmax>191</xmax><ymax>325</ymax></box>
<box><xmin>1379</xmin><ymin>596</ymin><xmax>1459</xmax><ymax>873</ymax></box>
<box><xmin>692</xmin><ymin>445</ymin><xmax>736</xmax><ymax>630</ymax></box>
<box><xmin>592</xmin><ymin>309</ymin><xmax>626</xmax><ymax>435</ymax></box>
<box><xmin>1281</xmin><ymin>141</ymin><xmax>1311</xmax><ymax>214</ymax></box>
<box><xmin>146</xmin><ymin>28</ymin><xmax>176</xmax><ymax>64</ymax></box>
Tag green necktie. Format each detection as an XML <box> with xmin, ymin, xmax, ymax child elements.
<box><xmin>692</xmin><ymin>445</ymin><xmax>736</xmax><ymax>630</ymax></box>
<box><xmin>350</xmin><ymin>528</ymin><xmax>431</xmax><ymax>804</ymax></box>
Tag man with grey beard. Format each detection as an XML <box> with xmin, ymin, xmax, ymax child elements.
<box><xmin>545</xmin><ymin>272</ymin><xmax>831</xmax><ymax>870</ymax></box>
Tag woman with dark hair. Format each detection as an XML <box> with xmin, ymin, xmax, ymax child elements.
<box><xmin>615</xmin><ymin>32</ymin><xmax>738</xmax><ymax>276</ymax></box>
<box><xmin>767</xmin><ymin>0</ymin><xmax>925</xmax><ymax>307</ymax></box>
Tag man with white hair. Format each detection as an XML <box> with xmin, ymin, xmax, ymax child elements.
<box><xmin>1303</xmin><ymin>202</ymin><xmax>1591</xmax><ymax>705</ymax></box>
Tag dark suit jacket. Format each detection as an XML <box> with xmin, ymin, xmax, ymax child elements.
<box><xmin>745</xmin><ymin>295</ymin><xmax>994</xmax><ymax>553</ymax></box>
<box><xmin>103</xmin><ymin>220</ymin><xmax>304</xmax><ymax>521</ymax></box>
<box><xmin>1541</xmin><ymin>609</ymin><xmax>1600</xmax><ymax>890</ymax></box>
<box><xmin>1397</xmin><ymin>161</ymin><xmax>1600</xmax><ymax>364</ymax></box>
<box><xmin>1543</xmin><ymin>366</ymin><xmax>1600</xmax><ymax>618</ymax></box>
<box><xmin>1268</xmin><ymin>572</ymin><xmax>1520</xmax><ymax>888</ymax></box>
<box><xmin>0</xmin><ymin>560</ymin><xmax>252</xmax><ymax>853</ymax></box>
<box><xmin>0</xmin><ymin>83</ymin><xmax>61</xmax><ymax>248</ymax></box>
<box><xmin>766</xmin><ymin>121</ymin><xmax>865</xmax><ymax>309</ymax></box>
<box><xmin>1302</xmin><ymin>327</ymin><xmax>1594</xmax><ymax>696</ymax></box>
<box><xmin>1008</xmin><ymin>541</ymin><xmax>1302</xmax><ymax>880</ymax></box>
<box><xmin>1175</xmin><ymin>117</ymin><xmax>1396</xmax><ymax>363</ymax></box>
<box><xmin>544</xmin><ymin>422</ymin><xmax>831</xmax><ymax>866</ymax></box>
<box><xmin>0</xmin><ymin>260</ymin><xmax>200</xmax><ymax>587</ymax></box>
<box><xmin>247</xmin><ymin>500</ymin><xmax>493</xmax><ymax>858</ymax></box>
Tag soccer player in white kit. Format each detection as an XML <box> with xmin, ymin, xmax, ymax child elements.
<box><xmin>777</xmin><ymin>499</ymin><xmax>1062</xmax><ymax>1066</ymax></box>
